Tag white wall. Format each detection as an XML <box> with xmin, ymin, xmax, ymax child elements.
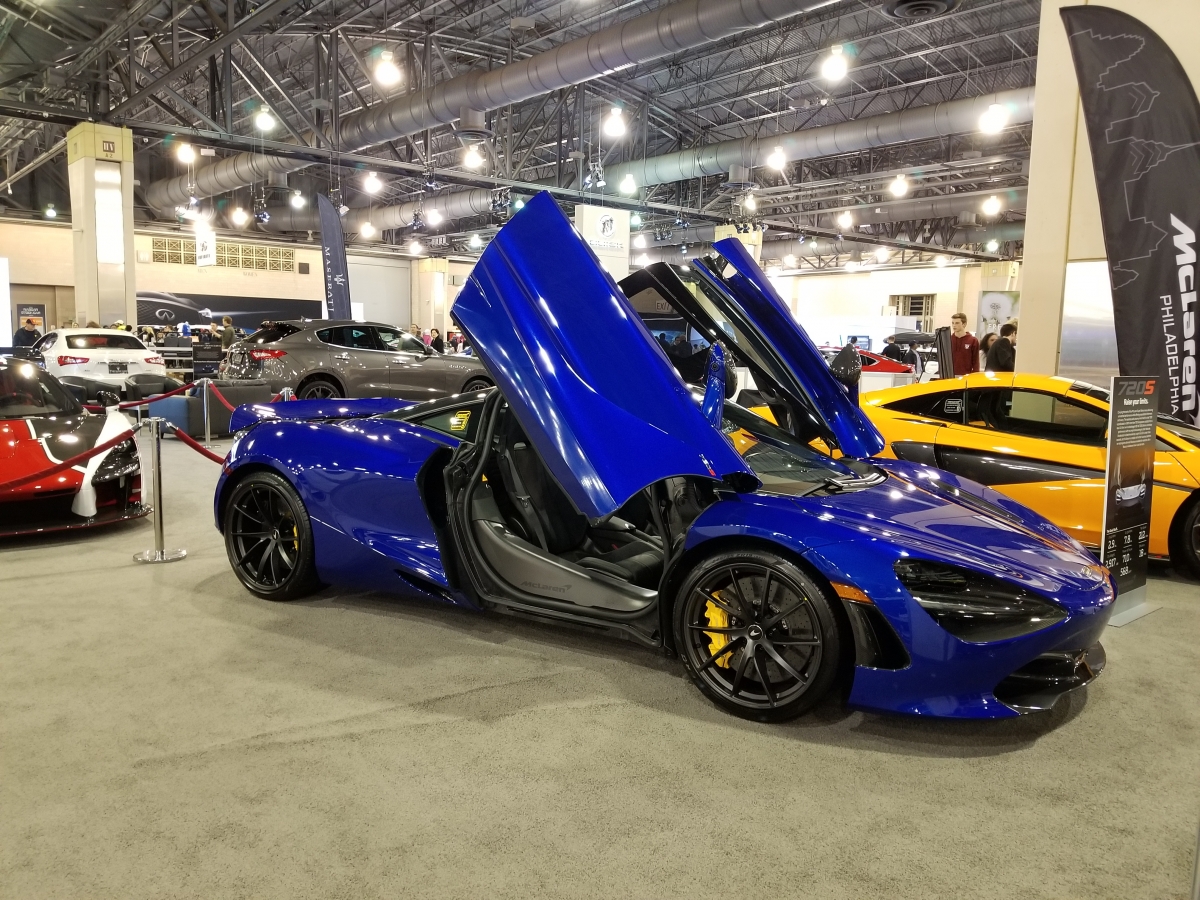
<box><xmin>134</xmin><ymin>233</ymin><xmax>323</xmax><ymax>301</ymax></box>
<box><xmin>347</xmin><ymin>254</ymin><xmax>412</xmax><ymax>327</ymax></box>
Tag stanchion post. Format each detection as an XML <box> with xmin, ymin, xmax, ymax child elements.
<box><xmin>281</xmin><ymin>386</ymin><xmax>294</xmax><ymax>401</ymax></box>
<box><xmin>133</xmin><ymin>417</ymin><xmax>187</xmax><ymax>564</ymax></box>
<box><xmin>202</xmin><ymin>377</ymin><xmax>212</xmax><ymax>449</ymax></box>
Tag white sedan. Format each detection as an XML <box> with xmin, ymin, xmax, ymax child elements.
<box><xmin>36</xmin><ymin>329</ymin><xmax>165</xmax><ymax>391</ymax></box>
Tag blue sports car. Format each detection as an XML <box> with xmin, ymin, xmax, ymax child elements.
<box><xmin>215</xmin><ymin>192</ymin><xmax>1114</xmax><ymax>722</ymax></box>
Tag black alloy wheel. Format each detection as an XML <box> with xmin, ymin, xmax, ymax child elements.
<box><xmin>462</xmin><ymin>378</ymin><xmax>492</xmax><ymax>394</ymax></box>
<box><xmin>298</xmin><ymin>377</ymin><xmax>342</xmax><ymax>400</ymax></box>
<box><xmin>224</xmin><ymin>471</ymin><xmax>319</xmax><ymax>600</ymax></box>
<box><xmin>674</xmin><ymin>550</ymin><xmax>843</xmax><ymax>722</ymax></box>
<box><xmin>1173</xmin><ymin>499</ymin><xmax>1200</xmax><ymax>579</ymax></box>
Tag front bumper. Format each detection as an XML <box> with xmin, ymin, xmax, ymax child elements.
<box><xmin>993</xmin><ymin>643</ymin><xmax>1106</xmax><ymax>713</ymax></box>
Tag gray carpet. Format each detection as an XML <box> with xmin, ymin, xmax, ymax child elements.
<box><xmin>2</xmin><ymin>436</ymin><xmax>1198</xmax><ymax>899</ymax></box>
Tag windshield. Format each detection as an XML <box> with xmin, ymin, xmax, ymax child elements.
<box><xmin>0</xmin><ymin>362</ymin><xmax>81</xmax><ymax>419</ymax></box>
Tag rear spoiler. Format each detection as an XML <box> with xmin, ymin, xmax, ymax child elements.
<box><xmin>229</xmin><ymin>397</ymin><xmax>414</xmax><ymax>432</ymax></box>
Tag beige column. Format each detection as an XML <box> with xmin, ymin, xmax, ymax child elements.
<box><xmin>66</xmin><ymin>124</ymin><xmax>137</xmax><ymax>327</ymax></box>
<box><xmin>413</xmin><ymin>257</ymin><xmax>449</xmax><ymax>336</ymax></box>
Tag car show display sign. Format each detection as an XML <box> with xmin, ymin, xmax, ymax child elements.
<box><xmin>1062</xmin><ymin>7</ymin><xmax>1200</xmax><ymax>427</ymax></box>
<box><xmin>195</xmin><ymin>231</ymin><xmax>216</xmax><ymax>268</ymax></box>
<box><xmin>1101</xmin><ymin>375</ymin><xmax>1160</xmax><ymax>625</ymax></box>
<box><xmin>16</xmin><ymin>303</ymin><xmax>45</xmax><ymax>332</ymax></box>
<box><xmin>317</xmin><ymin>194</ymin><xmax>352</xmax><ymax>320</ymax></box>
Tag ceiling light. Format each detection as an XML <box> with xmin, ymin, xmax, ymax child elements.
<box><xmin>463</xmin><ymin>144</ymin><xmax>484</xmax><ymax>168</ymax></box>
<box><xmin>635</xmin><ymin>253</ymin><xmax>650</xmax><ymax>266</ymax></box>
<box><xmin>766</xmin><ymin>146</ymin><xmax>786</xmax><ymax>171</ymax></box>
<box><xmin>889</xmin><ymin>174</ymin><xmax>908</xmax><ymax>197</ymax></box>
<box><xmin>426</xmin><ymin>208</ymin><xmax>443</xmax><ymax>227</ymax></box>
<box><xmin>844</xmin><ymin>260</ymin><xmax>860</xmax><ymax>272</ymax></box>
<box><xmin>680</xmin><ymin>243</ymin><xmax>689</xmax><ymax>255</ymax></box>
<box><xmin>230</xmin><ymin>207</ymin><xmax>249</xmax><ymax>227</ymax></box>
<box><xmin>783</xmin><ymin>253</ymin><xmax>797</xmax><ymax>267</ymax></box>
<box><xmin>374</xmin><ymin>49</ymin><xmax>402</xmax><ymax>87</ymax></box>
<box><xmin>875</xmin><ymin>247</ymin><xmax>890</xmax><ymax>263</ymax></box>
<box><xmin>43</xmin><ymin>204</ymin><xmax>56</xmax><ymax>219</ymax></box>
<box><xmin>935</xmin><ymin>254</ymin><xmax>949</xmax><ymax>267</ymax></box>
<box><xmin>176</xmin><ymin>143</ymin><xmax>196</xmax><ymax>164</ymax></box>
<box><xmin>680</xmin><ymin>265</ymin><xmax>691</xmax><ymax>272</ymax></box>
<box><xmin>820</xmin><ymin>45</ymin><xmax>848</xmax><ymax>83</ymax></box>
<box><xmin>743</xmin><ymin>192</ymin><xmax>757</xmax><ymax>212</ymax></box>
<box><xmin>603</xmin><ymin>106</ymin><xmax>626</xmax><ymax>138</ymax></box>
<box><xmin>408</xmin><ymin>238</ymin><xmax>423</xmax><ymax>255</ymax></box>
<box><xmin>633</xmin><ymin>234</ymin><xmax>647</xmax><ymax>249</ymax></box>
<box><xmin>468</xmin><ymin>233</ymin><xmax>483</xmax><ymax>249</ymax></box>
<box><xmin>981</xmin><ymin>194</ymin><xmax>1003</xmax><ymax>216</ymax></box>
<box><xmin>360</xmin><ymin>221</ymin><xmax>376</xmax><ymax>238</ymax></box>
<box><xmin>837</xmin><ymin>210</ymin><xmax>853</xmax><ymax>230</ymax></box>
<box><xmin>254</xmin><ymin>110</ymin><xmax>275</xmax><ymax>131</ymax></box>
<box><xmin>363</xmin><ymin>171</ymin><xmax>382</xmax><ymax>194</ymax></box>
<box><xmin>618</xmin><ymin>173</ymin><xmax>636</xmax><ymax>195</ymax></box>
<box><xmin>514</xmin><ymin>198</ymin><xmax>525</xmax><ymax>210</ymax></box>
<box><xmin>986</xmin><ymin>238</ymin><xmax>1000</xmax><ymax>253</ymax></box>
<box><xmin>978</xmin><ymin>103</ymin><xmax>1009</xmax><ymax>135</ymax></box>
<box><xmin>290</xmin><ymin>190</ymin><xmax>305</xmax><ymax>209</ymax></box>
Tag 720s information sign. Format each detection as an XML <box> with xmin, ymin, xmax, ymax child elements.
<box><xmin>1101</xmin><ymin>376</ymin><xmax>1159</xmax><ymax>597</ymax></box>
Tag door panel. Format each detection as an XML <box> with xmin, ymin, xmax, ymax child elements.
<box><xmin>322</xmin><ymin>325</ymin><xmax>389</xmax><ymax>397</ymax></box>
<box><xmin>377</xmin><ymin>327</ymin><xmax>443</xmax><ymax>399</ymax></box>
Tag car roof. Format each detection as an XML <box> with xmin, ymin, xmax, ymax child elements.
<box><xmin>275</xmin><ymin>319</ymin><xmax>402</xmax><ymax>329</ymax></box>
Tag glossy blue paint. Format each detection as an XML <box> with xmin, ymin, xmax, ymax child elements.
<box><xmin>450</xmin><ymin>191</ymin><xmax>756</xmax><ymax>518</ymax></box>
<box><xmin>708</xmin><ymin>237</ymin><xmax>886</xmax><ymax>458</ymax></box>
<box><xmin>228</xmin><ymin>397</ymin><xmax>412</xmax><ymax>432</ymax></box>
<box><xmin>701</xmin><ymin>342</ymin><xmax>725</xmax><ymax>429</ymax></box>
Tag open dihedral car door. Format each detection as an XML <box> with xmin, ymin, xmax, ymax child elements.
<box><xmin>450</xmin><ymin>192</ymin><xmax>756</xmax><ymax>518</ymax></box>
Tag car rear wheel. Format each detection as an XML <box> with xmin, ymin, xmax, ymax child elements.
<box><xmin>1172</xmin><ymin>498</ymin><xmax>1200</xmax><ymax>579</ymax></box>
<box><xmin>462</xmin><ymin>377</ymin><xmax>492</xmax><ymax>393</ymax></box>
<box><xmin>224</xmin><ymin>471</ymin><xmax>320</xmax><ymax>601</ymax></box>
<box><xmin>673</xmin><ymin>549</ymin><xmax>843</xmax><ymax>722</ymax></box>
<box><xmin>297</xmin><ymin>377</ymin><xmax>342</xmax><ymax>400</ymax></box>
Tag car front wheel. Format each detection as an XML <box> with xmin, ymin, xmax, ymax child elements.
<box><xmin>224</xmin><ymin>471</ymin><xmax>320</xmax><ymax>600</ymax></box>
<box><xmin>673</xmin><ymin>549</ymin><xmax>843</xmax><ymax>722</ymax></box>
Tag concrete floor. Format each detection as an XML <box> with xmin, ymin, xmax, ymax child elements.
<box><xmin>2</xmin><ymin>435</ymin><xmax>1199</xmax><ymax>900</ymax></box>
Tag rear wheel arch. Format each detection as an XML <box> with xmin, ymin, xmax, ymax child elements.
<box><xmin>217</xmin><ymin>462</ymin><xmax>300</xmax><ymax>533</ymax></box>
<box><xmin>1167</xmin><ymin>488</ymin><xmax>1200</xmax><ymax>578</ymax></box>
<box><xmin>296</xmin><ymin>372</ymin><xmax>344</xmax><ymax>398</ymax></box>
<box><xmin>461</xmin><ymin>375</ymin><xmax>493</xmax><ymax>393</ymax></box>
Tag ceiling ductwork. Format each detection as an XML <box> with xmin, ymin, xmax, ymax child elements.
<box><xmin>604</xmin><ymin>87</ymin><xmax>1034</xmax><ymax>191</ymax></box>
<box><xmin>808</xmin><ymin>187</ymin><xmax>1028</xmax><ymax>228</ymax></box>
<box><xmin>145</xmin><ymin>0</ymin><xmax>846</xmax><ymax>211</ymax></box>
<box><xmin>880</xmin><ymin>0</ymin><xmax>963</xmax><ymax>21</ymax></box>
<box><xmin>255</xmin><ymin>188</ymin><xmax>496</xmax><ymax>233</ymax></box>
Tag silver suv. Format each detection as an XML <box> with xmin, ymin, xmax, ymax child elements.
<box><xmin>222</xmin><ymin>320</ymin><xmax>491</xmax><ymax>400</ymax></box>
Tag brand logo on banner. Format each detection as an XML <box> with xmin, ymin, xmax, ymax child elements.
<box><xmin>598</xmin><ymin>214</ymin><xmax>615</xmax><ymax>238</ymax></box>
<box><xmin>195</xmin><ymin>233</ymin><xmax>216</xmax><ymax>268</ymax></box>
<box><xmin>1062</xmin><ymin>7</ymin><xmax>1200</xmax><ymax>425</ymax></box>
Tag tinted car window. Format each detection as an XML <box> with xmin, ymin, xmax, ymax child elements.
<box><xmin>376</xmin><ymin>328</ymin><xmax>427</xmax><ymax>354</ymax></box>
<box><xmin>317</xmin><ymin>326</ymin><xmax>379</xmax><ymax>350</ymax></box>
<box><xmin>0</xmin><ymin>361</ymin><xmax>81</xmax><ymax>418</ymax></box>
<box><xmin>66</xmin><ymin>333</ymin><xmax>146</xmax><ymax>350</ymax></box>
<box><xmin>967</xmin><ymin>388</ymin><xmax>1107</xmax><ymax>445</ymax></box>
<box><xmin>246</xmin><ymin>323</ymin><xmax>302</xmax><ymax>344</ymax></box>
<box><xmin>885</xmin><ymin>391</ymin><xmax>965</xmax><ymax>423</ymax></box>
<box><xmin>35</xmin><ymin>332</ymin><xmax>57</xmax><ymax>351</ymax></box>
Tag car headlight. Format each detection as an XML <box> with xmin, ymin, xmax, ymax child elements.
<box><xmin>894</xmin><ymin>559</ymin><xmax>1066</xmax><ymax>643</ymax></box>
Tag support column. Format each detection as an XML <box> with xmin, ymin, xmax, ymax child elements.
<box><xmin>414</xmin><ymin>257</ymin><xmax>449</xmax><ymax>335</ymax></box>
<box><xmin>66</xmin><ymin>123</ymin><xmax>136</xmax><ymax>327</ymax></box>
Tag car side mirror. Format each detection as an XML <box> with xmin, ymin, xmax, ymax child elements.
<box><xmin>424</xmin><ymin>344</ymin><xmax>434</xmax><ymax>357</ymax></box>
<box><xmin>97</xmin><ymin>390</ymin><xmax>121</xmax><ymax>408</ymax></box>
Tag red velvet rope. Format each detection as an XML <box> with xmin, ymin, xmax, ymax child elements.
<box><xmin>0</xmin><ymin>427</ymin><xmax>140</xmax><ymax>493</ymax></box>
<box><xmin>82</xmin><ymin>380</ymin><xmax>197</xmax><ymax>412</ymax></box>
<box><xmin>166</xmin><ymin>423</ymin><xmax>227</xmax><ymax>464</ymax></box>
<box><xmin>205</xmin><ymin>381</ymin><xmax>238</xmax><ymax>413</ymax></box>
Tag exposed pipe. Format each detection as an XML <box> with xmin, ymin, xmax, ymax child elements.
<box><xmin>606</xmin><ymin>87</ymin><xmax>1035</xmax><ymax>189</ymax></box>
<box><xmin>811</xmin><ymin>187</ymin><xmax>1028</xmax><ymax>228</ymax></box>
<box><xmin>146</xmin><ymin>0</ymin><xmax>845</xmax><ymax>211</ymax></box>
<box><xmin>255</xmin><ymin>188</ymin><xmax>496</xmax><ymax>233</ymax></box>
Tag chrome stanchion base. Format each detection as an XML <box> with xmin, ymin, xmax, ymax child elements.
<box><xmin>133</xmin><ymin>548</ymin><xmax>187</xmax><ymax>564</ymax></box>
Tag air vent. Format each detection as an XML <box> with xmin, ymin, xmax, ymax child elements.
<box><xmin>881</xmin><ymin>0</ymin><xmax>963</xmax><ymax>21</ymax></box>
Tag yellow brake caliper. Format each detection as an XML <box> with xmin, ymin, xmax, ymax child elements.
<box><xmin>704</xmin><ymin>594</ymin><xmax>732</xmax><ymax>668</ymax></box>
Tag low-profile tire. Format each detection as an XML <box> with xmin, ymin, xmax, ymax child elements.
<box><xmin>673</xmin><ymin>549</ymin><xmax>843</xmax><ymax>722</ymax></box>
<box><xmin>461</xmin><ymin>377</ymin><xmax>492</xmax><ymax>393</ymax></box>
<box><xmin>1171</xmin><ymin>497</ymin><xmax>1200</xmax><ymax>580</ymax></box>
<box><xmin>297</xmin><ymin>377</ymin><xmax>342</xmax><ymax>400</ymax></box>
<box><xmin>223</xmin><ymin>471</ymin><xmax>320</xmax><ymax>601</ymax></box>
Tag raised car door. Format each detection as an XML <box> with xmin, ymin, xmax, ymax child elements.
<box><xmin>933</xmin><ymin>383</ymin><xmax>1109</xmax><ymax>548</ymax></box>
<box><xmin>325</xmin><ymin>325</ymin><xmax>390</xmax><ymax>397</ymax></box>
<box><xmin>376</xmin><ymin>327</ymin><xmax>446</xmax><ymax>399</ymax></box>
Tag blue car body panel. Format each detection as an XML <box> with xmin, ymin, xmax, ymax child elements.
<box><xmin>449</xmin><ymin>191</ymin><xmax>756</xmax><ymax>519</ymax></box>
<box><xmin>216</xmin><ymin>190</ymin><xmax>1115</xmax><ymax>721</ymax></box>
<box><xmin>706</xmin><ymin>237</ymin><xmax>886</xmax><ymax>459</ymax></box>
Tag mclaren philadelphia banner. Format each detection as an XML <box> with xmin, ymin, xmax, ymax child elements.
<box><xmin>1062</xmin><ymin>7</ymin><xmax>1199</xmax><ymax>425</ymax></box>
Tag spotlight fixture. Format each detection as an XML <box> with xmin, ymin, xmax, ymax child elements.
<box><xmin>230</xmin><ymin>207</ymin><xmax>249</xmax><ymax>227</ymax></box>
<box><xmin>630</xmin><ymin>212</ymin><xmax>642</xmax><ymax>228</ymax></box>
<box><xmin>875</xmin><ymin>247</ymin><xmax>890</xmax><ymax>264</ymax></box>
<box><xmin>986</xmin><ymin>238</ymin><xmax>1000</xmax><ymax>253</ymax></box>
<box><xmin>783</xmin><ymin>253</ymin><xmax>797</xmax><ymax>267</ymax></box>
<box><xmin>634</xmin><ymin>253</ymin><xmax>650</xmax><ymax>267</ymax></box>
<box><xmin>978</xmin><ymin>103</ymin><xmax>1009</xmax><ymax>135</ymax></box>
<box><xmin>410</xmin><ymin>211</ymin><xmax>426</xmax><ymax>232</ymax></box>
<box><xmin>176</xmin><ymin>143</ymin><xmax>196</xmax><ymax>164</ymax></box>
<box><xmin>820</xmin><ymin>45</ymin><xmax>848</xmax><ymax>83</ymax></box>
<box><xmin>797</xmin><ymin>233</ymin><xmax>807</xmax><ymax>245</ymax></box>
<box><xmin>618</xmin><ymin>173</ymin><xmax>636</xmax><ymax>195</ymax></box>
<box><xmin>363</xmin><ymin>171</ymin><xmax>383</xmax><ymax>194</ymax></box>
<box><xmin>254</xmin><ymin>109</ymin><xmax>275</xmax><ymax>132</ymax></box>
<box><xmin>680</xmin><ymin>243</ymin><xmax>689</xmax><ymax>255</ymax></box>
<box><xmin>463</xmin><ymin>144</ymin><xmax>484</xmax><ymax>169</ymax></box>
<box><xmin>360</xmin><ymin>221</ymin><xmax>376</xmax><ymax>238</ymax></box>
<box><xmin>254</xmin><ymin>209</ymin><xmax>271</xmax><ymax>224</ymax></box>
<box><xmin>766</xmin><ymin>146</ymin><xmax>786</xmax><ymax>171</ymax></box>
<box><xmin>491</xmin><ymin>190</ymin><xmax>511</xmax><ymax>214</ymax></box>
<box><xmin>674</xmin><ymin>214</ymin><xmax>689</xmax><ymax>229</ymax></box>
<box><xmin>837</xmin><ymin>210</ymin><xmax>854</xmax><ymax>230</ymax></box>
<box><xmin>589</xmin><ymin>161</ymin><xmax>606</xmax><ymax>189</ymax></box>
<box><xmin>374</xmin><ymin>49</ymin><xmax>402</xmax><ymax>87</ymax></box>
<box><xmin>43</xmin><ymin>203</ymin><xmax>56</xmax><ymax>219</ymax></box>
<box><xmin>743</xmin><ymin>192</ymin><xmax>757</xmax><ymax>212</ymax></box>
<box><xmin>889</xmin><ymin>174</ymin><xmax>908</xmax><ymax>197</ymax></box>
<box><xmin>426</xmin><ymin>208</ymin><xmax>444</xmax><ymax>227</ymax></box>
<box><xmin>633</xmin><ymin>234</ymin><xmax>647</xmax><ymax>249</ymax></box>
<box><xmin>514</xmin><ymin>198</ymin><xmax>525</xmax><ymax>210</ymax></box>
<box><xmin>290</xmin><ymin>190</ymin><xmax>305</xmax><ymax>209</ymax></box>
<box><xmin>934</xmin><ymin>254</ymin><xmax>949</xmax><ymax>268</ymax></box>
<box><xmin>468</xmin><ymin>233</ymin><xmax>483</xmax><ymax>249</ymax></box>
<box><xmin>408</xmin><ymin>238</ymin><xmax>423</xmax><ymax>255</ymax></box>
<box><xmin>844</xmin><ymin>260</ymin><xmax>861</xmax><ymax>272</ymax></box>
<box><xmin>603</xmin><ymin>106</ymin><xmax>626</xmax><ymax>138</ymax></box>
<box><xmin>981</xmin><ymin>194</ymin><xmax>1003</xmax><ymax>217</ymax></box>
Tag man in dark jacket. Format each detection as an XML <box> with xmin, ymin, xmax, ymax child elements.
<box><xmin>12</xmin><ymin>318</ymin><xmax>41</xmax><ymax>347</ymax></box>
<box><xmin>986</xmin><ymin>322</ymin><xmax>1018</xmax><ymax>372</ymax></box>
<box><xmin>880</xmin><ymin>335</ymin><xmax>905</xmax><ymax>361</ymax></box>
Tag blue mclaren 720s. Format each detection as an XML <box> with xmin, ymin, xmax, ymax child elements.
<box><xmin>214</xmin><ymin>192</ymin><xmax>1114</xmax><ymax>722</ymax></box>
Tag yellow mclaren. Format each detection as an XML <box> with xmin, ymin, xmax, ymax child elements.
<box><xmin>859</xmin><ymin>373</ymin><xmax>1200</xmax><ymax>577</ymax></box>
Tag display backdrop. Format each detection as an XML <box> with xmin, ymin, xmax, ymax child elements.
<box><xmin>136</xmin><ymin>290</ymin><xmax>321</xmax><ymax>329</ymax></box>
<box><xmin>1063</xmin><ymin>7</ymin><xmax>1200</xmax><ymax>425</ymax></box>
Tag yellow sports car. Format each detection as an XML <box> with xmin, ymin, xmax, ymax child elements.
<box><xmin>860</xmin><ymin>373</ymin><xmax>1200</xmax><ymax>577</ymax></box>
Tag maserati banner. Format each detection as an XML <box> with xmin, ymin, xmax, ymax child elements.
<box><xmin>317</xmin><ymin>194</ymin><xmax>352</xmax><ymax>320</ymax></box>
<box><xmin>1062</xmin><ymin>7</ymin><xmax>1199</xmax><ymax>425</ymax></box>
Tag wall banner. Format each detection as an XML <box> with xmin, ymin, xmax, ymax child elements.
<box><xmin>317</xmin><ymin>194</ymin><xmax>352</xmax><ymax>320</ymax></box>
<box><xmin>1062</xmin><ymin>6</ymin><xmax>1200</xmax><ymax>426</ymax></box>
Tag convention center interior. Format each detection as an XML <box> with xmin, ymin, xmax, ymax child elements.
<box><xmin>2</xmin><ymin>0</ymin><xmax>1200</xmax><ymax>896</ymax></box>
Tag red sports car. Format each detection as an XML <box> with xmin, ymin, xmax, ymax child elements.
<box><xmin>0</xmin><ymin>356</ymin><xmax>146</xmax><ymax>536</ymax></box>
<box><xmin>818</xmin><ymin>346</ymin><xmax>914</xmax><ymax>374</ymax></box>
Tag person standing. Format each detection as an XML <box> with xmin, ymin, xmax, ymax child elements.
<box><xmin>429</xmin><ymin>328</ymin><xmax>444</xmax><ymax>354</ymax></box>
<box><xmin>986</xmin><ymin>322</ymin><xmax>1018</xmax><ymax>372</ymax></box>
<box><xmin>12</xmin><ymin>318</ymin><xmax>41</xmax><ymax>347</ymax></box>
<box><xmin>901</xmin><ymin>343</ymin><xmax>924</xmax><ymax>377</ymax></box>
<box><xmin>979</xmin><ymin>332</ymin><xmax>997</xmax><ymax>369</ymax></box>
<box><xmin>880</xmin><ymin>335</ymin><xmax>905</xmax><ymax>361</ymax></box>
<box><xmin>220</xmin><ymin>316</ymin><xmax>237</xmax><ymax>354</ymax></box>
<box><xmin>949</xmin><ymin>312</ymin><xmax>980</xmax><ymax>376</ymax></box>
